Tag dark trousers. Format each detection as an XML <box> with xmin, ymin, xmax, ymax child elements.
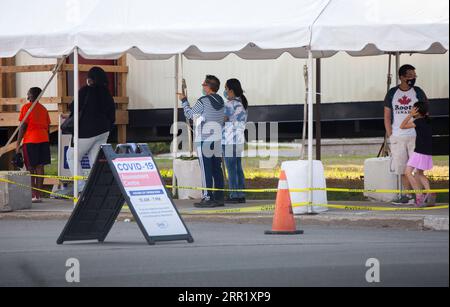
<box><xmin>197</xmin><ymin>141</ymin><xmax>224</xmax><ymax>201</ymax></box>
<box><xmin>223</xmin><ymin>145</ymin><xmax>246</xmax><ymax>199</ymax></box>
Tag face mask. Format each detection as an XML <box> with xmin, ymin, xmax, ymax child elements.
<box><xmin>202</xmin><ymin>89</ymin><xmax>207</xmax><ymax>96</ymax></box>
<box><xmin>223</xmin><ymin>90</ymin><xmax>228</xmax><ymax>99</ymax></box>
<box><xmin>407</xmin><ymin>78</ymin><xmax>416</xmax><ymax>87</ymax></box>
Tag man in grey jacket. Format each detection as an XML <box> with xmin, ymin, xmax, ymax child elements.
<box><xmin>178</xmin><ymin>75</ymin><xmax>225</xmax><ymax>208</ymax></box>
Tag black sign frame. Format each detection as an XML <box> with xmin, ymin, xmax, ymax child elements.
<box><xmin>57</xmin><ymin>143</ymin><xmax>194</xmax><ymax>245</ymax></box>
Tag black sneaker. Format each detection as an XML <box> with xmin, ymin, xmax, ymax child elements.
<box><xmin>425</xmin><ymin>193</ymin><xmax>437</xmax><ymax>207</ymax></box>
<box><xmin>392</xmin><ymin>195</ymin><xmax>415</xmax><ymax>205</ymax></box>
<box><xmin>225</xmin><ymin>198</ymin><xmax>240</xmax><ymax>204</ymax></box>
<box><xmin>237</xmin><ymin>198</ymin><xmax>246</xmax><ymax>204</ymax></box>
<box><xmin>214</xmin><ymin>200</ymin><xmax>225</xmax><ymax>207</ymax></box>
<box><xmin>194</xmin><ymin>199</ymin><xmax>222</xmax><ymax>208</ymax></box>
<box><xmin>194</xmin><ymin>199</ymin><xmax>209</xmax><ymax>207</ymax></box>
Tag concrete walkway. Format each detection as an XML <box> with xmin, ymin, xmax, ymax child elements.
<box><xmin>0</xmin><ymin>198</ymin><xmax>448</xmax><ymax>231</ymax></box>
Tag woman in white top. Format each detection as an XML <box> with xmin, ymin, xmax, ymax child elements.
<box><xmin>222</xmin><ymin>79</ymin><xmax>248</xmax><ymax>203</ymax></box>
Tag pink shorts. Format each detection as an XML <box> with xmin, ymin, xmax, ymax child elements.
<box><xmin>407</xmin><ymin>152</ymin><xmax>433</xmax><ymax>171</ymax></box>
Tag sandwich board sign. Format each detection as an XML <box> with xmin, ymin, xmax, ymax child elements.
<box><xmin>57</xmin><ymin>143</ymin><xmax>194</xmax><ymax>245</ymax></box>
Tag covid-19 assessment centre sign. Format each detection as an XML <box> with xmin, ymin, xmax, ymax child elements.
<box><xmin>57</xmin><ymin>144</ymin><xmax>193</xmax><ymax>245</ymax></box>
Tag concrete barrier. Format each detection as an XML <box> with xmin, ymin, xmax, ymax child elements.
<box><xmin>0</xmin><ymin>171</ymin><xmax>32</xmax><ymax>212</ymax></box>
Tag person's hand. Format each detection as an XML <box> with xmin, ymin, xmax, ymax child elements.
<box><xmin>61</xmin><ymin>113</ymin><xmax>69</xmax><ymax>119</ymax></box>
<box><xmin>177</xmin><ymin>92</ymin><xmax>186</xmax><ymax>101</ymax></box>
<box><xmin>410</xmin><ymin>107</ymin><xmax>419</xmax><ymax>117</ymax></box>
<box><xmin>15</xmin><ymin>146</ymin><xmax>20</xmax><ymax>154</ymax></box>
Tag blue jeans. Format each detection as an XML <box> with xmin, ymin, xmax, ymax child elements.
<box><xmin>197</xmin><ymin>141</ymin><xmax>224</xmax><ymax>201</ymax></box>
<box><xmin>223</xmin><ymin>145</ymin><xmax>245</xmax><ymax>199</ymax></box>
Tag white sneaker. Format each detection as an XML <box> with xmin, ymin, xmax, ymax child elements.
<box><xmin>32</xmin><ymin>197</ymin><xmax>42</xmax><ymax>203</ymax></box>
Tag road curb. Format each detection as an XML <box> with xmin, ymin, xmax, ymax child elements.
<box><xmin>2</xmin><ymin>211</ymin><xmax>447</xmax><ymax>231</ymax></box>
<box><xmin>423</xmin><ymin>216</ymin><xmax>450</xmax><ymax>231</ymax></box>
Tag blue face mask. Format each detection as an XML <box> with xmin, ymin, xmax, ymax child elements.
<box><xmin>202</xmin><ymin>89</ymin><xmax>207</xmax><ymax>96</ymax></box>
<box><xmin>223</xmin><ymin>90</ymin><xmax>228</xmax><ymax>99</ymax></box>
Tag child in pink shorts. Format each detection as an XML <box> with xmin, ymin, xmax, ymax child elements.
<box><xmin>400</xmin><ymin>101</ymin><xmax>436</xmax><ymax>207</ymax></box>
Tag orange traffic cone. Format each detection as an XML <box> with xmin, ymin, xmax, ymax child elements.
<box><xmin>265</xmin><ymin>170</ymin><xmax>304</xmax><ymax>235</ymax></box>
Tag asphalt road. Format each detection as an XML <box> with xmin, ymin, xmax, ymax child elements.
<box><xmin>0</xmin><ymin>221</ymin><xmax>448</xmax><ymax>287</ymax></box>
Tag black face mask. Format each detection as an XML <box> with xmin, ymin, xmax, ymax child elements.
<box><xmin>407</xmin><ymin>78</ymin><xmax>416</xmax><ymax>87</ymax></box>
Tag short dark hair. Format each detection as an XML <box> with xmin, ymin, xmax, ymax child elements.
<box><xmin>28</xmin><ymin>87</ymin><xmax>42</xmax><ymax>102</ymax></box>
<box><xmin>205</xmin><ymin>75</ymin><xmax>220</xmax><ymax>92</ymax></box>
<box><xmin>399</xmin><ymin>64</ymin><xmax>416</xmax><ymax>77</ymax></box>
<box><xmin>414</xmin><ymin>101</ymin><xmax>429</xmax><ymax>117</ymax></box>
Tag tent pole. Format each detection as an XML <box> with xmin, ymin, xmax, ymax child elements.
<box><xmin>307</xmin><ymin>50</ymin><xmax>316</xmax><ymax>214</ymax></box>
<box><xmin>300</xmin><ymin>65</ymin><xmax>308</xmax><ymax>159</ymax></box>
<box><xmin>394</xmin><ymin>52</ymin><xmax>403</xmax><ymax>198</ymax></box>
<box><xmin>395</xmin><ymin>52</ymin><xmax>401</xmax><ymax>86</ymax></box>
<box><xmin>180</xmin><ymin>55</ymin><xmax>193</xmax><ymax>156</ymax></box>
<box><xmin>73</xmin><ymin>47</ymin><xmax>79</xmax><ymax>207</ymax></box>
<box><xmin>315</xmin><ymin>58</ymin><xmax>322</xmax><ymax>161</ymax></box>
<box><xmin>172</xmin><ymin>54</ymin><xmax>180</xmax><ymax>196</ymax></box>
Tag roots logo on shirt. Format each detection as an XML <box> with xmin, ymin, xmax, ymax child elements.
<box><xmin>398</xmin><ymin>95</ymin><xmax>412</xmax><ymax>105</ymax></box>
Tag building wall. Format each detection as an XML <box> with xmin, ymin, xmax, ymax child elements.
<box><xmin>127</xmin><ymin>52</ymin><xmax>449</xmax><ymax>110</ymax></box>
<box><xmin>13</xmin><ymin>51</ymin><xmax>449</xmax><ymax>111</ymax></box>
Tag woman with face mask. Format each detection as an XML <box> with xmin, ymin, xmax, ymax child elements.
<box><xmin>65</xmin><ymin>67</ymin><xmax>116</xmax><ymax>193</ymax></box>
<box><xmin>222</xmin><ymin>79</ymin><xmax>248</xmax><ymax>203</ymax></box>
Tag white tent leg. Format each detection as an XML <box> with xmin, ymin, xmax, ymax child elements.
<box><xmin>172</xmin><ymin>54</ymin><xmax>180</xmax><ymax>196</ymax></box>
<box><xmin>73</xmin><ymin>47</ymin><xmax>79</xmax><ymax>207</ymax></box>
<box><xmin>307</xmin><ymin>50</ymin><xmax>315</xmax><ymax>214</ymax></box>
<box><xmin>395</xmin><ymin>52</ymin><xmax>401</xmax><ymax>86</ymax></box>
<box><xmin>394</xmin><ymin>52</ymin><xmax>403</xmax><ymax>197</ymax></box>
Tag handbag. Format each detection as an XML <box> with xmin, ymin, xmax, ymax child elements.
<box><xmin>60</xmin><ymin>91</ymin><xmax>89</xmax><ymax>135</ymax></box>
<box><xmin>11</xmin><ymin>152</ymin><xmax>24</xmax><ymax>169</ymax></box>
<box><xmin>60</xmin><ymin>114</ymin><xmax>75</xmax><ymax>135</ymax></box>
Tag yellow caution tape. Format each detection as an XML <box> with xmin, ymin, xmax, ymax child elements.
<box><xmin>180</xmin><ymin>202</ymin><xmax>449</xmax><ymax>215</ymax></box>
<box><xmin>0</xmin><ymin>176</ymin><xmax>448</xmax><ymax>213</ymax></box>
<box><xmin>304</xmin><ymin>203</ymin><xmax>449</xmax><ymax>212</ymax></box>
<box><xmin>29</xmin><ymin>174</ymin><xmax>86</xmax><ymax>181</ymax></box>
<box><xmin>4</xmin><ymin>173</ymin><xmax>449</xmax><ymax>194</ymax></box>
<box><xmin>167</xmin><ymin>185</ymin><xmax>448</xmax><ymax>194</ymax></box>
<box><xmin>167</xmin><ymin>185</ymin><xmax>279</xmax><ymax>193</ymax></box>
<box><xmin>0</xmin><ymin>177</ymin><xmax>75</xmax><ymax>201</ymax></box>
<box><xmin>182</xmin><ymin>204</ymin><xmax>277</xmax><ymax>215</ymax></box>
<box><xmin>311</xmin><ymin>187</ymin><xmax>450</xmax><ymax>194</ymax></box>
<box><xmin>4</xmin><ymin>172</ymin><xmax>87</xmax><ymax>181</ymax></box>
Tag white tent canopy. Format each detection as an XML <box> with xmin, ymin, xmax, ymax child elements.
<box><xmin>0</xmin><ymin>0</ymin><xmax>447</xmax><ymax>60</ymax></box>
<box><xmin>0</xmin><ymin>0</ymin><xmax>331</xmax><ymax>59</ymax></box>
<box><xmin>312</xmin><ymin>0</ymin><xmax>449</xmax><ymax>55</ymax></box>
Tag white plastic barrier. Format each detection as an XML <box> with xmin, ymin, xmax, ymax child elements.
<box><xmin>364</xmin><ymin>157</ymin><xmax>399</xmax><ymax>202</ymax></box>
<box><xmin>173</xmin><ymin>158</ymin><xmax>203</xmax><ymax>200</ymax></box>
<box><xmin>281</xmin><ymin>160</ymin><xmax>328</xmax><ymax>214</ymax></box>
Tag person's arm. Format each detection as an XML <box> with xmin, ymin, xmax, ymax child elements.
<box><xmin>178</xmin><ymin>93</ymin><xmax>204</xmax><ymax>120</ymax></box>
<box><xmin>106</xmin><ymin>93</ymin><xmax>116</xmax><ymax>129</ymax></box>
<box><xmin>400</xmin><ymin>115</ymin><xmax>415</xmax><ymax>130</ymax></box>
<box><xmin>384</xmin><ymin>107</ymin><xmax>393</xmax><ymax>137</ymax></box>
<box><xmin>16</xmin><ymin>124</ymin><xmax>27</xmax><ymax>153</ymax></box>
<box><xmin>400</xmin><ymin>108</ymin><xmax>418</xmax><ymax>129</ymax></box>
<box><xmin>415</xmin><ymin>87</ymin><xmax>429</xmax><ymax>104</ymax></box>
<box><xmin>224</xmin><ymin>102</ymin><xmax>233</xmax><ymax>122</ymax></box>
<box><xmin>16</xmin><ymin>106</ymin><xmax>28</xmax><ymax>153</ymax></box>
<box><xmin>47</xmin><ymin>112</ymin><xmax>51</xmax><ymax>139</ymax></box>
<box><xmin>383</xmin><ymin>89</ymin><xmax>395</xmax><ymax>137</ymax></box>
